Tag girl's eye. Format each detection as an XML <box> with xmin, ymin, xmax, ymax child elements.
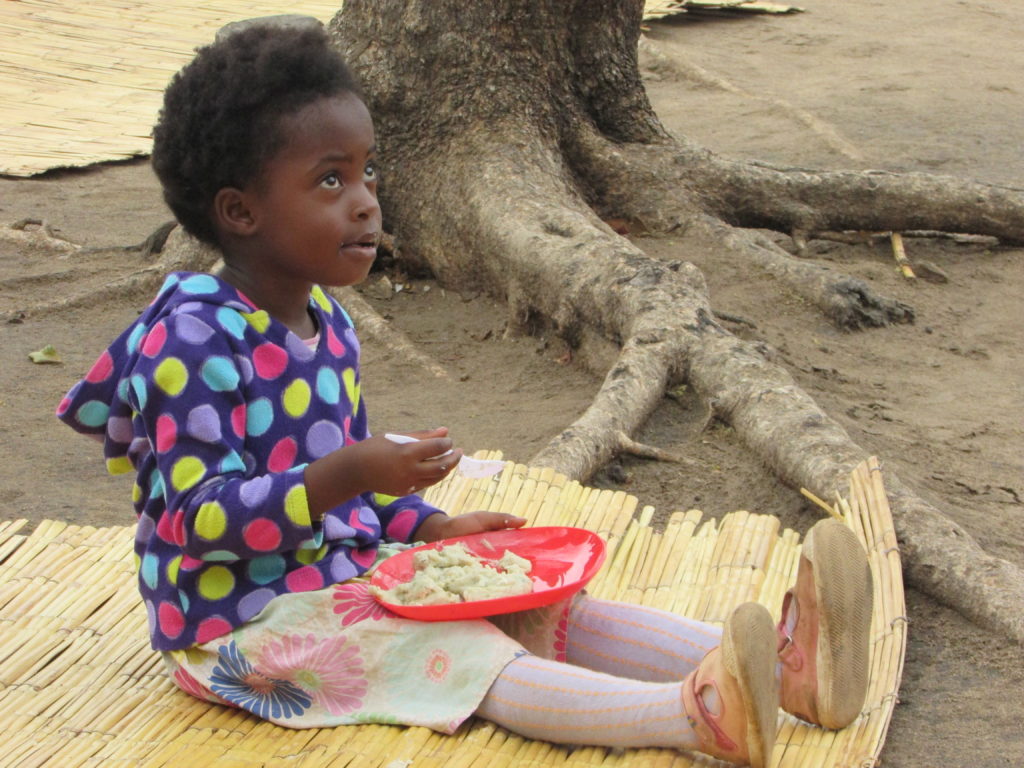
<box><xmin>363</xmin><ymin>163</ymin><xmax>378</xmax><ymax>183</ymax></box>
<box><xmin>321</xmin><ymin>173</ymin><xmax>342</xmax><ymax>189</ymax></box>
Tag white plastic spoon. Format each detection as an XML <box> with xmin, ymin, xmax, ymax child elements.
<box><xmin>384</xmin><ymin>433</ymin><xmax>506</xmax><ymax>479</ymax></box>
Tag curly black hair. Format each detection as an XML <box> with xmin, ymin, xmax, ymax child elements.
<box><xmin>151</xmin><ymin>23</ymin><xmax>361</xmax><ymax>246</ymax></box>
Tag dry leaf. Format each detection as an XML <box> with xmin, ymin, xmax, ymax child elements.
<box><xmin>29</xmin><ymin>344</ymin><xmax>62</xmax><ymax>364</ymax></box>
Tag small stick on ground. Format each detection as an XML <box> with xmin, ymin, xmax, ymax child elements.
<box><xmin>800</xmin><ymin>487</ymin><xmax>844</xmax><ymax>522</ymax></box>
<box><xmin>890</xmin><ymin>232</ymin><xmax>916</xmax><ymax>278</ymax></box>
<box><xmin>902</xmin><ymin>230</ymin><xmax>1000</xmax><ymax>245</ymax></box>
<box><xmin>615</xmin><ymin>430</ymin><xmax>696</xmax><ymax>465</ymax></box>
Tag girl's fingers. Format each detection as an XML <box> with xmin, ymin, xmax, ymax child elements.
<box><xmin>412</xmin><ymin>438</ymin><xmax>454</xmax><ymax>461</ymax></box>
<box><xmin>431</xmin><ymin>450</ymin><xmax>463</xmax><ymax>477</ymax></box>
<box><xmin>476</xmin><ymin>512</ymin><xmax>526</xmax><ymax>530</ymax></box>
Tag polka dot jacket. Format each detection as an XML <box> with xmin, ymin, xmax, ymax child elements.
<box><xmin>57</xmin><ymin>272</ymin><xmax>444</xmax><ymax>650</ymax></box>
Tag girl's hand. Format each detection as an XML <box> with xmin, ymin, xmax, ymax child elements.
<box><xmin>307</xmin><ymin>428</ymin><xmax>462</xmax><ymax>519</ymax></box>
<box><xmin>414</xmin><ymin>511</ymin><xmax>527</xmax><ymax>543</ymax></box>
<box><xmin>354</xmin><ymin>428</ymin><xmax>463</xmax><ymax>497</ymax></box>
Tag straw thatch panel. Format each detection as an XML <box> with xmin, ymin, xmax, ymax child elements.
<box><xmin>0</xmin><ymin>1</ymin><xmax>343</xmax><ymax>177</ymax></box>
<box><xmin>0</xmin><ymin>457</ymin><xmax>904</xmax><ymax>767</ymax></box>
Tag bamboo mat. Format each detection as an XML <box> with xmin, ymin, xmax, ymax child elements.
<box><xmin>0</xmin><ymin>456</ymin><xmax>904</xmax><ymax>767</ymax></box>
<box><xmin>0</xmin><ymin>1</ymin><xmax>343</xmax><ymax>176</ymax></box>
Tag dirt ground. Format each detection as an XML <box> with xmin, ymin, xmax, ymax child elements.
<box><xmin>1</xmin><ymin>1</ymin><xmax>1022</xmax><ymax>765</ymax></box>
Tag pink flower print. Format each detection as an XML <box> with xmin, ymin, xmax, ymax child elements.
<box><xmin>173</xmin><ymin>665</ymin><xmax>210</xmax><ymax>700</ymax></box>
<box><xmin>255</xmin><ymin>634</ymin><xmax>368</xmax><ymax>716</ymax></box>
<box><xmin>425</xmin><ymin>649</ymin><xmax>451</xmax><ymax>683</ymax></box>
<box><xmin>332</xmin><ymin>582</ymin><xmax>392</xmax><ymax>626</ymax></box>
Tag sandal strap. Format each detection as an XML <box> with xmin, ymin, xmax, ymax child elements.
<box><xmin>690</xmin><ymin>677</ymin><xmax>739</xmax><ymax>753</ymax></box>
<box><xmin>776</xmin><ymin>590</ymin><xmax>805</xmax><ymax>670</ymax></box>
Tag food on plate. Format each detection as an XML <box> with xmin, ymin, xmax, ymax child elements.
<box><xmin>371</xmin><ymin>542</ymin><xmax>533</xmax><ymax>605</ymax></box>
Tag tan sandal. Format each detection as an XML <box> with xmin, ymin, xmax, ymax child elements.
<box><xmin>682</xmin><ymin>602</ymin><xmax>778</xmax><ymax>768</ymax></box>
<box><xmin>778</xmin><ymin>518</ymin><xmax>873</xmax><ymax>729</ymax></box>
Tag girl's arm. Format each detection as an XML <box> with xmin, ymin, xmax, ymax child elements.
<box><xmin>312</xmin><ymin>350</ymin><xmax>459</xmax><ymax>543</ymax></box>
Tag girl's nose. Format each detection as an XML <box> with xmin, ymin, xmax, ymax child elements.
<box><xmin>351</xmin><ymin>185</ymin><xmax>381</xmax><ymax>221</ymax></box>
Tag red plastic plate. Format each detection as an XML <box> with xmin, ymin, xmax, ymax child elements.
<box><xmin>370</xmin><ymin>526</ymin><xmax>606</xmax><ymax>621</ymax></box>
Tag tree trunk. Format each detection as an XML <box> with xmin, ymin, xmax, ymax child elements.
<box><xmin>322</xmin><ymin>0</ymin><xmax>1024</xmax><ymax>642</ymax></box>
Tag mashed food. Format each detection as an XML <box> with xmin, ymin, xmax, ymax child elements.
<box><xmin>372</xmin><ymin>542</ymin><xmax>533</xmax><ymax>605</ymax></box>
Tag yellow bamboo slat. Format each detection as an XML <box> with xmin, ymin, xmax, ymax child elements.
<box><xmin>0</xmin><ymin>457</ymin><xmax>903</xmax><ymax>767</ymax></box>
<box><xmin>677</xmin><ymin>520</ymin><xmax>718</xmax><ymax>620</ymax></box>
<box><xmin>0</xmin><ymin>519</ymin><xmax>29</xmax><ymax>555</ymax></box>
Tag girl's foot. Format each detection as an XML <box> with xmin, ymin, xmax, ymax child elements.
<box><xmin>778</xmin><ymin>518</ymin><xmax>873</xmax><ymax>729</ymax></box>
<box><xmin>682</xmin><ymin>602</ymin><xmax>778</xmax><ymax>768</ymax></box>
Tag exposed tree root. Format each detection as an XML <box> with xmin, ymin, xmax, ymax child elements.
<box><xmin>567</xmin><ymin>129</ymin><xmax>918</xmax><ymax>329</ymax></box>
<box><xmin>2</xmin><ymin>219</ymin><xmax>80</xmax><ymax>252</ymax></box>
<box><xmin>791</xmin><ymin>229</ymin><xmax>1001</xmax><ymax>257</ymax></box>
<box><xmin>565</xmin><ymin>207</ymin><xmax>1022</xmax><ymax>642</ymax></box>
<box><xmin>710</xmin><ymin>163</ymin><xmax>1024</xmax><ymax>244</ymax></box>
<box><xmin>696</xmin><ymin>216</ymin><xmax>915</xmax><ymax>328</ymax></box>
<box><xmin>711</xmin><ymin>310</ymin><xmax>757</xmax><ymax>329</ymax></box>
<box><xmin>573</xmin><ymin>119</ymin><xmax>1024</xmax><ymax>245</ymax></box>
<box><xmin>128</xmin><ymin>220</ymin><xmax>178</xmax><ymax>259</ymax></box>
<box><xmin>1</xmin><ymin>265</ymin><xmax>165</xmax><ymax>324</ymax></box>
<box><xmin>570</xmin><ymin>129</ymin><xmax>1023</xmax><ymax>327</ymax></box>
<box><xmin>533</xmin><ymin>335</ymin><xmax>680</xmax><ymax>476</ymax></box>
<box><xmin>0</xmin><ymin>225</ymin><xmax>212</xmax><ymax>325</ymax></box>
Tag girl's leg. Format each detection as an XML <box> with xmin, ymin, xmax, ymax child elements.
<box><xmin>477</xmin><ymin>654</ymin><xmax>697</xmax><ymax>751</ymax></box>
<box><xmin>565</xmin><ymin>593</ymin><xmax>722</xmax><ymax>682</ymax></box>
<box><xmin>477</xmin><ymin>602</ymin><xmax>777</xmax><ymax>767</ymax></box>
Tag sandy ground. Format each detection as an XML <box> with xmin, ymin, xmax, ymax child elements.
<box><xmin>1</xmin><ymin>1</ymin><xmax>1022</xmax><ymax>765</ymax></box>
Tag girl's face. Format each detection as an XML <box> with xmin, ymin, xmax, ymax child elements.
<box><xmin>242</xmin><ymin>93</ymin><xmax>382</xmax><ymax>292</ymax></box>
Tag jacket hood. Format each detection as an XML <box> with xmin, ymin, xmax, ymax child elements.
<box><xmin>56</xmin><ymin>272</ymin><xmax>259</xmax><ymax>475</ymax></box>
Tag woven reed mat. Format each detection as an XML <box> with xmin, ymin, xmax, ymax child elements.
<box><xmin>0</xmin><ymin>1</ymin><xmax>343</xmax><ymax>177</ymax></box>
<box><xmin>0</xmin><ymin>456</ymin><xmax>904</xmax><ymax>767</ymax></box>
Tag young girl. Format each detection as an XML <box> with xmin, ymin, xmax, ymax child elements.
<box><xmin>57</xmin><ymin>24</ymin><xmax>872</xmax><ymax>768</ymax></box>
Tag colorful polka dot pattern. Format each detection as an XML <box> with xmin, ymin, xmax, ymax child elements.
<box><xmin>57</xmin><ymin>272</ymin><xmax>443</xmax><ymax>651</ymax></box>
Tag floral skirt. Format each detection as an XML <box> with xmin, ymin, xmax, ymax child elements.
<box><xmin>162</xmin><ymin>552</ymin><xmax>571</xmax><ymax>731</ymax></box>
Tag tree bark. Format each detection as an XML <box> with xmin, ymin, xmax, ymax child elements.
<box><xmin>321</xmin><ymin>0</ymin><xmax>1024</xmax><ymax>643</ymax></box>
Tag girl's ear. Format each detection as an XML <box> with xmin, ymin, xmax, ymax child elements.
<box><xmin>213</xmin><ymin>187</ymin><xmax>258</xmax><ymax>237</ymax></box>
